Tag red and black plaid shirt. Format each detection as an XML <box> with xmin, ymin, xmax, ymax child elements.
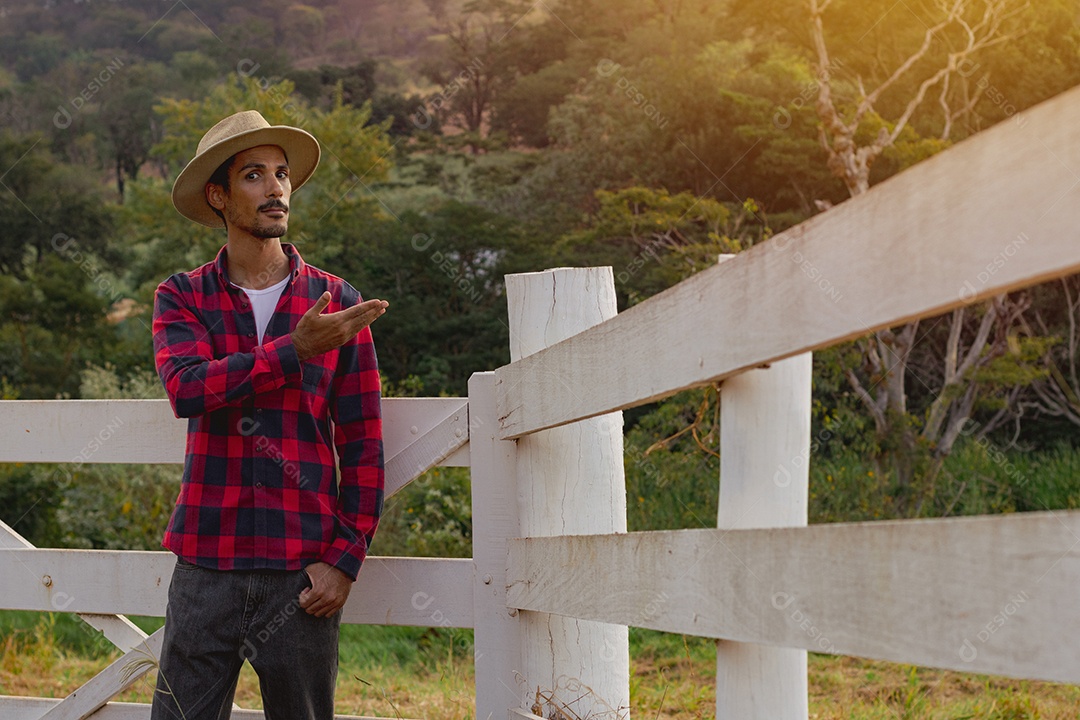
<box><xmin>152</xmin><ymin>243</ymin><xmax>383</xmax><ymax>581</ymax></box>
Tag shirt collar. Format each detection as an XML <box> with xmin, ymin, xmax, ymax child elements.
<box><xmin>214</xmin><ymin>243</ymin><xmax>306</xmax><ymax>287</ymax></box>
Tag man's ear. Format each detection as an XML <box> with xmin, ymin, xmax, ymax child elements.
<box><xmin>206</xmin><ymin>182</ymin><xmax>227</xmax><ymax>211</ymax></box>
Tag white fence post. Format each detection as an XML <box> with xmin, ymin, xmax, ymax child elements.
<box><xmin>505</xmin><ymin>267</ymin><xmax>630</xmax><ymax>719</ymax></box>
<box><xmin>717</xmin><ymin>353</ymin><xmax>813</xmax><ymax>719</ymax></box>
<box><xmin>469</xmin><ymin>371</ymin><xmax>525</xmax><ymax>719</ymax></box>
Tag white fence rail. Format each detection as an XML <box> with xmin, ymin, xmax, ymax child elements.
<box><xmin>495</xmin><ymin>83</ymin><xmax>1080</xmax><ymax>439</ymax></box>
<box><xmin>4</xmin><ymin>83</ymin><xmax>1080</xmax><ymax>719</ymax></box>
<box><xmin>0</xmin><ymin>397</ymin><xmax>472</xmax><ymax>720</ymax></box>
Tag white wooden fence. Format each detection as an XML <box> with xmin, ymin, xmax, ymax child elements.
<box><xmin>4</xmin><ymin>82</ymin><xmax>1080</xmax><ymax>719</ymax></box>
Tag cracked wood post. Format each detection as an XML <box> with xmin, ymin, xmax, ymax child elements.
<box><xmin>506</xmin><ymin>267</ymin><xmax>630</xmax><ymax>718</ymax></box>
<box><xmin>717</xmin><ymin>350</ymin><xmax>812</xmax><ymax>719</ymax></box>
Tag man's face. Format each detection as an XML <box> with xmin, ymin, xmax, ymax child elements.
<box><xmin>209</xmin><ymin>145</ymin><xmax>292</xmax><ymax>239</ymax></box>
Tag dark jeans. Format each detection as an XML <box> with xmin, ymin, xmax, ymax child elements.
<box><xmin>150</xmin><ymin>557</ymin><xmax>341</xmax><ymax>720</ymax></box>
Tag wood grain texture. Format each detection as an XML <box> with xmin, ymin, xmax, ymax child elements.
<box><xmin>506</xmin><ymin>269</ymin><xmax>630</xmax><ymax>720</ymax></box>
<box><xmin>384</xmin><ymin>403</ymin><xmax>469</xmax><ymax>498</ymax></box>
<box><xmin>39</xmin><ymin>629</ymin><xmax>164</xmax><ymax>720</ymax></box>
<box><xmin>506</xmin><ymin>512</ymin><xmax>1080</xmax><ymax>683</ymax></box>
<box><xmin>716</xmin><ymin>355</ymin><xmax>812</xmax><ymax>719</ymax></box>
<box><xmin>0</xmin><ymin>550</ymin><xmax>475</xmax><ymax>628</ymax></box>
<box><xmin>0</xmin><ymin>520</ymin><xmax>149</xmax><ymax>654</ymax></box>
<box><xmin>468</xmin><ymin>372</ymin><xmax>526</xmax><ymax>720</ymax></box>
<box><xmin>495</xmin><ymin>85</ymin><xmax>1080</xmax><ymax>439</ymax></box>
<box><xmin>0</xmin><ymin>397</ymin><xmax>469</xmax><ymax>469</ymax></box>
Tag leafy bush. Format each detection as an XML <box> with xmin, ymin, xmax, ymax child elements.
<box><xmin>375</xmin><ymin>467</ymin><xmax>472</xmax><ymax>558</ymax></box>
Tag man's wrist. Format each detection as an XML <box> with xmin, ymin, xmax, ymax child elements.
<box><xmin>291</xmin><ymin>331</ymin><xmax>312</xmax><ymax>362</ymax></box>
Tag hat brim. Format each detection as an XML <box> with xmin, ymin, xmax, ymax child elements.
<box><xmin>171</xmin><ymin>125</ymin><xmax>321</xmax><ymax>229</ymax></box>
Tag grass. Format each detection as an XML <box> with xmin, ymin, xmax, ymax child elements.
<box><xmin>3</xmin><ymin>613</ymin><xmax>1080</xmax><ymax>719</ymax></box>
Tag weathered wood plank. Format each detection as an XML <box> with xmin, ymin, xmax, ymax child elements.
<box><xmin>0</xmin><ymin>398</ymin><xmax>469</xmax><ymax>467</ymax></box>
<box><xmin>495</xmin><ymin>85</ymin><xmax>1080</xmax><ymax>439</ymax></box>
<box><xmin>506</xmin><ymin>512</ymin><xmax>1080</xmax><ymax>683</ymax></box>
<box><xmin>468</xmin><ymin>372</ymin><xmax>525</xmax><ymax>719</ymax></box>
<box><xmin>0</xmin><ymin>698</ymin><xmax>391</xmax><ymax>720</ymax></box>
<box><xmin>716</xmin><ymin>355</ymin><xmax>812</xmax><ymax>719</ymax></box>
<box><xmin>506</xmin><ymin>269</ymin><xmax>630</xmax><ymax>719</ymax></box>
<box><xmin>0</xmin><ymin>520</ymin><xmax>149</xmax><ymax>654</ymax></box>
<box><xmin>0</xmin><ymin>550</ymin><xmax>474</xmax><ymax>628</ymax></box>
<box><xmin>384</xmin><ymin>404</ymin><xmax>469</xmax><ymax>498</ymax></box>
<box><xmin>40</xmin><ymin>628</ymin><xmax>164</xmax><ymax>720</ymax></box>
<box><xmin>382</xmin><ymin>398</ymin><xmax>470</xmax><ymax>468</ymax></box>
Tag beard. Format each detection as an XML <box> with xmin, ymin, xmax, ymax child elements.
<box><xmin>224</xmin><ymin>204</ymin><xmax>288</xmax><ymax>239</ymax></box>
<box><xmin>251</xmin><ymin>220</ymin><xmax>287</xmax><ymax>239</ymax></box>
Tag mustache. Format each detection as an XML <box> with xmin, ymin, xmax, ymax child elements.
<box><xmin>258</xmin><ymin>200</ymin><xmax>289</xmax><ymax>213</ymax></box>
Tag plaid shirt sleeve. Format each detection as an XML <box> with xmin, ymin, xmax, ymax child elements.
<box><xmin>321</xmin><ymin>283</ymin><xmax>384</xmax><ymax>580</ymax></box>
<box><xmin>153</xmin><ymin>275</ymin><xmax>302</xmax><ymax>418</ymax></box>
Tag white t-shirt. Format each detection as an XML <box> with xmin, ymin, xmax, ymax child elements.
<box><xmin>238</xmin><ymin>276</ymin><xmax>289</xmax><ymax>344</ymax></box>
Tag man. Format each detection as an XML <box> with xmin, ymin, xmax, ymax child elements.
<box><xmin>151</xmin><ymin>110</ymin><xmax>388</xmax><ymax>719</ymax></box>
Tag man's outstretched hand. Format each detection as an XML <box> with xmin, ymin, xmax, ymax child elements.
<box><xmin>292</xmin><ymin>291</ymin><xmax>388</xmax><ymax>362</ymax></box>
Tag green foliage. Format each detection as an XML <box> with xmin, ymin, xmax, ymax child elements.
<box><xmin>320</xmin><ymin>198</ymin><xmax>544</xmax><ymax>396</ymax></box>
<box><xmin>55</xmin><ymin>464</ymin><xmax>180</xmax><ymax>551</ymax></box>
<box><xmin>0</xmin><ymin>253</ymin><xmax>118</xmax><ymax>399</ymax></box>
<box><xmin>970</xmin><ymin>334</ymin><xmax>1056</xmax><ymax>414</ymax></box>
<box><xmin>624</xmin><ymin>389</ymin><xmax>720</xmax><ymax>531</ymax></box>
<box><xmin>375</xmin><ymin>468</ymin><xmax>473</xmax><ymax>559</ymax></box>
<box><xmin>543</xmin><ymin>37</ymin><xmax>844</xmax><ymax>215</ymax></box>
<box><xmin>557</xmin><ymin>187</ymin><xmax>760</xmax><ymax>306</ymax></box>
<box><xmin>810</xmin><ymin>345</ymin><xmax>879</xmax><ymax>460</ymax></box>
<box><xmin>0</xmin><ymin>465</ymin><xmax>64</xmax><ymax>547</ymax></box>
<box><xmin>290</xmin><ymin>62</ymin><xmax>377</xmax><ymax>112</ymax></box>
<box><xmin>808</xmin><ymin>439</ymin><xmax>1080</xmax><ymax>523</ymax></box>
<box><xmin>0</xmin><ymin>133</ymin><xmax>113</xmax><ymax>278</ymax></box>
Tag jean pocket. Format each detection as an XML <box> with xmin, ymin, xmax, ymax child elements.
<box><xmin>174</xmin><ymin>557</ymin><xmax>200</xmax><ymax>572</ymax></box>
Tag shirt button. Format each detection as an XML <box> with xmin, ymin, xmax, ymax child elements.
<box><xmin>247</xmin><ymin>332</ymin><xmax>255</xmax><ymax>338</ymax></box>
<box><xmin>255</xmin><ymin>481</ymin><xmax>264</xmax><ymax>488</ymax></box>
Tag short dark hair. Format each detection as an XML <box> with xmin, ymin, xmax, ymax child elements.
<box><xmin>206</xmin><ymin>154</ymin><xmax>237</xmax><ymax>224</ymax></box>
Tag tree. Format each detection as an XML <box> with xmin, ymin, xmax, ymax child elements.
<box><xmin>556</xmin><ymin>187</ymin><xmax>754</xmax><ymax>306</ymax></box>
<box><xmin>1019</xmin><ymin>276</ymin><xmax>1080</xmax><ymax>430</ymax></box>
<box><xmin>803</xmin><ymin>0</ymin><xmax>1051</xmax><ymax>491</ymax></box>
<box><xmin>539</xmin><ymin>37</ymin><xmax>843</xmax><ymax>217</ymax></box>
<box><xmin>419</xmin><ymin>0</ymin><xmax>531</xmax><ymax>152</ymax></box>
<box><xmin>290</xmin><ymin>62</ymin><xmax>378</xmax><ymax>111</ymax></box>
<box><xmin>809</xmin><ymin>0</ymin><xmax>1026</xmax><ymax>195</ymax></box>
<box><xmin>95</xmin><ymin>61</ymin><xmax>170</xmax><ymax>198</ymax></box>
<box><xmin>282</xmin><ymin>4</ymin><xmax>326</xmax><ymax>61</ymax></box>
<box><xmin>331</xmin><ymin>200</ymin><xmax>540</xmax><ymax>395</ymax></box>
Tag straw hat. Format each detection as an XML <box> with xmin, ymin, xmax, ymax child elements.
<box><xmin>171</xmin><ymin>110</ymin><xmax>321</xmax><ymax>228</ymax></box>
